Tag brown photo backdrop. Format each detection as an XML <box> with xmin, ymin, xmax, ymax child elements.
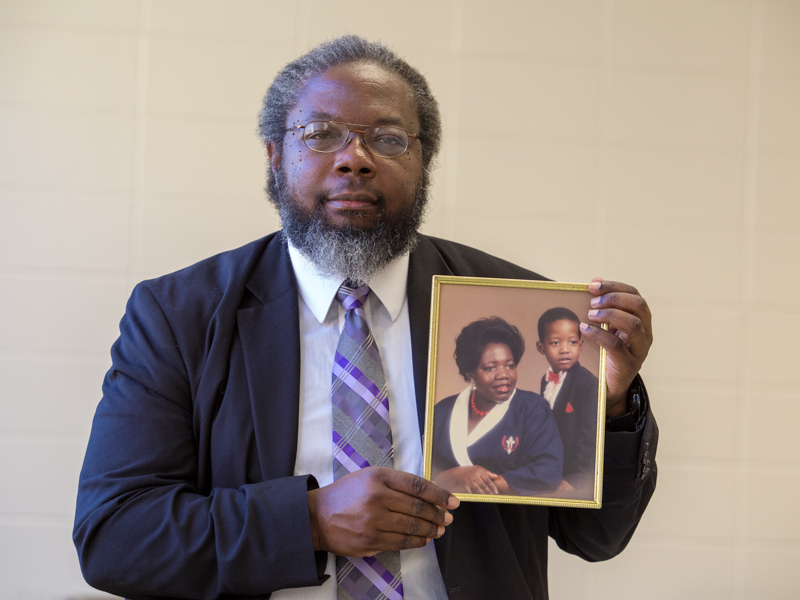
<box><xmin>433</xmin><ymin>283</ymin><xmax>601</xmax><ymax>404</ymax></box>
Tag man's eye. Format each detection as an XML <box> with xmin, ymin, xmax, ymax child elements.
<box><xmin>374</xmin><ymin>135</ymin><xmax>403</xmax><ymax>146</ymax></box>
<box><xmin>307</xmin><ymin>131</ymin><xmax>335</xmax><ymax>140</ymax></box>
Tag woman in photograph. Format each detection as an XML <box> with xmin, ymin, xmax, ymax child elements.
<box><xmin>432</xmin><ymin>317</ymin><xmax>564</xmax><ymax>496</ymax></box>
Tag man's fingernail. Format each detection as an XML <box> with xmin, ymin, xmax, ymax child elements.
<box><xmin>588</xmin><ymin>309</ymin><xmax>599</xmax><ymax>318</ymax></box>
<box><xmin>437</xmin><ymin>526</ymin><xmax>445</xmax><ymax>537</ymax></box>
<box><xmin>580</xmin><ymin>322</ymin><xmax>590</xmax><ymax>332</ymax></box>
<box><xmin>588</xmin><ymin>281</ymin><xmax>601</xmax><ymax>292</ymax></box>
<box><xmin>447</xmin><ymin>496</ymin><xmax>460</xmax><ymax>509</ymax></box>
<box><xmin>590</xmin><ymin>296</ymin><xmax>600</xmax><ymax>307</ymax></box>
<box><xmin>444</xmin><ymin>512</ymin><xmax>454</xmax><ymax>525</ymax></box>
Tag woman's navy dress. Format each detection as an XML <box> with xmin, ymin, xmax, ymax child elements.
<box><xmin>432</xmin><ymin>388</ymin><xmax>563</xmax><ymax>495</ymax></box>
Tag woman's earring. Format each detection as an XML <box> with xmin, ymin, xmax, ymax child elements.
<box><xmin>469</xmin><ymin>378</ymin><xmax>475</xmax><ymax>394</ymax></box>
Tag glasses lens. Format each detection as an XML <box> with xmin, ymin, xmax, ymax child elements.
<box><xmin>366</xmin><ymin>126</ymin><xmax>409</xmax><ymax>158</ymax></box>
<box><xmin>303</xmin><ymin>121</ymin><xmax>347</xmax><ymax>152</ymax></box>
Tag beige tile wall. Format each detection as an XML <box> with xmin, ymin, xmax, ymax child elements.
<box><xmin>1</xmin><ymin>0</ymin><xmax>798</xmax><ymax>598</ymax></box>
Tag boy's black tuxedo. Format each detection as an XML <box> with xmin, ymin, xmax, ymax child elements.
<box><xmin>540</xmin><ymin>362</ymin><xmax>599</xmax><ymax>491</ymax></box>
<box><xmin>74</xmin><ymin>232</ymin><xmax>658</xmax><ymax>600</ymax></box>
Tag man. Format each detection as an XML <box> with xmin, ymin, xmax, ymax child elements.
<box><xmin>74</xmin><ymin>36</ymin><xmax>656</xmax><ymax>600</ymax></box>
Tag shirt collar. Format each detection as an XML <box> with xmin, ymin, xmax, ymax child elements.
<box><xmin>287</xmin><ymin>242</ymin><xmax>409</xmax><ymax>324</ymax></box>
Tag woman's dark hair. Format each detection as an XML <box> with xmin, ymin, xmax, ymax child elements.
<box><xmin>453</xmin><ymin>317</ymin><xmax>526</xmax><ymax>381</ymax></box>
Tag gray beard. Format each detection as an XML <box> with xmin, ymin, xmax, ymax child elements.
<box><xmin>271</xmin><ymin>170</ymin><xmax>429</xmax><ymax>286</ymax></box>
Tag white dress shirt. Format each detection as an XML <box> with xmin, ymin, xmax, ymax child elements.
<box><xmin>269</xmin><ymin>245</ymin><xmax>448</xmax><ymax>600</ymax></box>
<box><xmin>542</xmin><ymin>367</ymin><xmax>568</xmax><ymax>409</ymax></box>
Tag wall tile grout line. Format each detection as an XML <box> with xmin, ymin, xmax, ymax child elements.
<box><xmin>126</xmin><ymin>0</ymin><xmax>151</xmax><ymax>293</ymax></box>
<box><xmin>440</xmin><ymin>0</ymin><xmax>463</xmax><ymax>243</ymax></box>
<box><xmin>733</xmin><ymin>2</ymin><xmax>764</xmax><ymax>598</ymax></box>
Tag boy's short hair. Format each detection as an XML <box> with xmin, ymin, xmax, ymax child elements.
<box><xmin>537</xmin><ymin>307</ymin><xmax>581</xmax><ymax>342</ymax></box>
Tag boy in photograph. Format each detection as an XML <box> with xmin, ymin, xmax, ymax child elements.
<box><xmin>536</xmin><ymin>307</ymin><xmax>599</xmax><ymax>497</ymax></box>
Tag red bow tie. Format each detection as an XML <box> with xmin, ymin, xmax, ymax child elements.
<box><xmin>546</xmin><ymin>371</ymin><xmax>561</xmax><ymax>384</ymax></box>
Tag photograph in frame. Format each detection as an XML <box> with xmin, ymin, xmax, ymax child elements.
<box><xmin>422</xmin><ymin>276</ymin><xmax>607</xmax><ymax>508</ymax></box>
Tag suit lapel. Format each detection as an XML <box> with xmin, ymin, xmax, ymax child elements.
<box><xmin>553</xmin><ymin>364</ymin><xmax>579</xmax><ymax>414</ymax></box>
<box><xmin>237</xmin><ymin>237</ymin><xmax>302</xmax><ymax>482</ymax></box>
<box><xmin>407</xmin><ymin>236</ymin><xmax>454</xmax><ymax>434</ymax></box>
<box><xmin>407</xmin><ymin>236</ymin><xmax>458</xmax><ymax>582</ymax></box>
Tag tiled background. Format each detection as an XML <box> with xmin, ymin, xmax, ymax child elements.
<box><xmin>1</xmin><ymin>1</ymin><xmax>798</xmax><ymax>598</ymax></box>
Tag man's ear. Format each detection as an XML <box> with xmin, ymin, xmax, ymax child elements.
<box><xmin>266</xmin><ymin>141</ymin><xmax>281</xmax><ymax>174</ymax></box>
<box><xmin>536</xmin><ymin>341</ymin><xmax>545</xmax><ymax>355</ymax></box>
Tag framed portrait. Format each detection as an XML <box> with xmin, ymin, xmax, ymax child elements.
<box><xmin>422</xmin><ymin>276</ymin><xmax>607</xmax><ymax>508</ymax></box>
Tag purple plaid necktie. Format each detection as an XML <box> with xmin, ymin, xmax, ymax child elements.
<box><xmin>332</xmin><ymin>283</ymin><xmax>403</xmax><ymax>600</ymax></box>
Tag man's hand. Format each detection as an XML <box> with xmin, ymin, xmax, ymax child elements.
<box><xmin>582</xmin><ymin>278</ymin><xmax>653</xmax><ymax>418</ymax></box>
<box><xmin>307</xmin><ymin>467</ymin><xmax>459</xmax><ymax>557</ymax></box>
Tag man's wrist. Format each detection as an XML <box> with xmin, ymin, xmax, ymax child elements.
<box><xmin>605</xmin><ymin>390</ymin><xmax>628</xmax><ymax>419</ymax></box>
<box><xmin>606</xmin><ymin>376</ymin><xmax>646</xmax><ymax>433</ymax></box>
<box><xmin>307</xmin><ymin>488</ymin><xmax>323</xmax><ymax>552</ymax></box>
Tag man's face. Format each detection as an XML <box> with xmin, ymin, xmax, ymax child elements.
<box><xmin>536</xmin><ymin>319</ymin><xmax>583</xmax><ymax>374</ymax></box>
<box><xmin>269</xmin><ymin>62</ymin><xmax>424</xmax><ymax>232</ymax></box>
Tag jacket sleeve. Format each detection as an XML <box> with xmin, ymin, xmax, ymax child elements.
<box><xmin>547</xmin><ymin>376</ymin><xmax>658</xmax><ymax>561</ymax></box>
<box><xmin>73</xmin><ymin>283</ymin><xmax>327</xmax><ymax>599</ymax></box>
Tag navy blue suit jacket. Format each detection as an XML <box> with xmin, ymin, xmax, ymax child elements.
<box><xmin>540</xmin><ymin>362</ymin><xmax>599</xmax><ymax>490</ymax></box>
<box><xmin>74</xmin><ymin>232</ymin><xmax>658</xmax><ymax>600</ymax></box>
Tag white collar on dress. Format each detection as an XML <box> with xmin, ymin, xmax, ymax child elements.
<box><xmin>287</xmin><ymin>242</ymin><xmax>409</xmax><ymax>324</ymax></box>
<box><xmin>449</xmin><ymin>386</ymin><xmax>516</xmax><ymax>467</ymax></box>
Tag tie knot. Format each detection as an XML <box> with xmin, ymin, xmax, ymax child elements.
<box><xmin>336</xmin><ymin>282</ymin><xmax>371</xmax><ymax>311</ymax></box>
<box><xmin>546</xmin><ymin>371</ymin><xmax>561</xmax><ymax>384</ymax></box>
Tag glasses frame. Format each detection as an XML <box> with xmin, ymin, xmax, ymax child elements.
<box><xmin>287</xmin><ymin>120</ymin><xmax>419</xmax><ymax>159</ymax></box>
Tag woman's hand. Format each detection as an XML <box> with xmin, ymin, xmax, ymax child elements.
<box><xmin>435</xmin><ymin>466</ymin><xmax>500</xmax><ymax>495</ymax></box>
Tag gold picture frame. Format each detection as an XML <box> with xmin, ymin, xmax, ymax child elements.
<box><xmin>422</xmin><ymin>276</ymin><xmax>608</xmax><ymax>508</ymax></box>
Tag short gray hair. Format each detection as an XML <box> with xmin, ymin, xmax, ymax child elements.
<box><xmin>257</xmin><ymin>35</ymin><xmax>442</xmax><ymax>169</ymax></box>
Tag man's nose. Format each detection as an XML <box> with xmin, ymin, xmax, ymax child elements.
<box><xmin>333</xmin><ymin>133</ymin><xmax>376</xmax><ymax>177</ymax></box>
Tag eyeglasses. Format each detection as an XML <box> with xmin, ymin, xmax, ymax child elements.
<box><xmin>287</xmin><ymin>121</ymin><xmax>418</xmax><ymax>159</ymax></box>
